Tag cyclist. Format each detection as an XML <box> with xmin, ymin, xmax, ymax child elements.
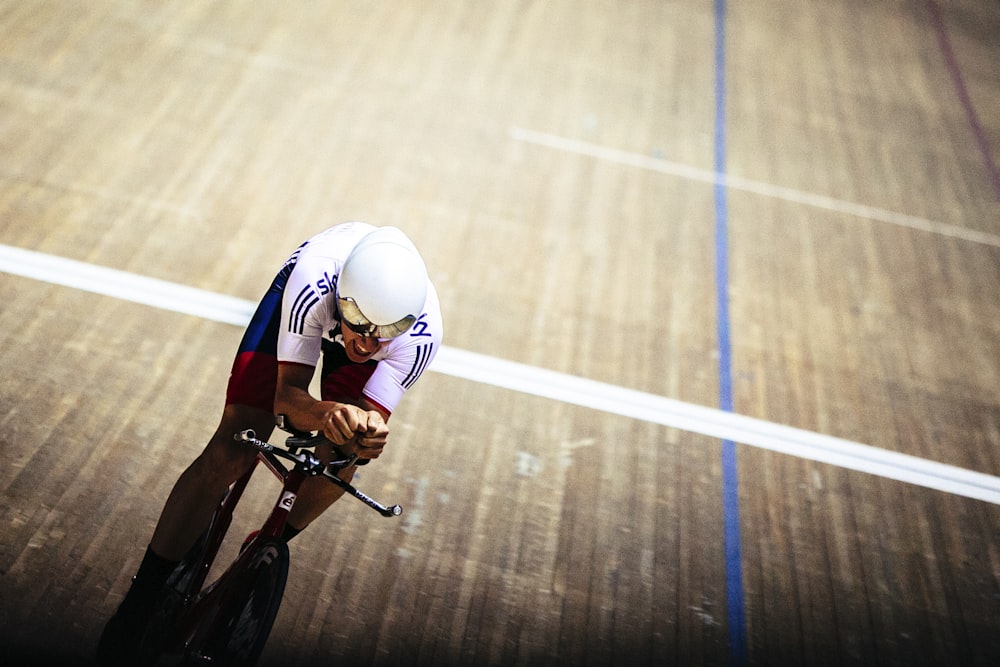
<box><xmin>97</xmin><ymin>222</ymin><xmax>443</xmax><ymax>664</ymax></box>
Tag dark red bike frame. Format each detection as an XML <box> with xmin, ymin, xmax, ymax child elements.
<box><xmin>147</xmin><ymin>428</ymin><xmax>401</xmax><ymax>662</ymax></box>
<box><xmin>183</xmin><ymin>430</ymin><xmax>400</xmax><ymax>600</ymax></box>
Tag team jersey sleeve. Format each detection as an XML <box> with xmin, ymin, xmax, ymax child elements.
<box><xmin>277</xmin><ymin>253</ymin><xmax>338</xmax><ymax>367</ymax></box>
<box><xmin>362</xmin><ymin>284</ymin><xmax>443</xmax><ymax>414</ymax></box>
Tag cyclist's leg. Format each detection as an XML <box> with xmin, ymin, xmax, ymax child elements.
<box><xmin>97</xmin><ymin>405</ymin><xmax>274</xmax><ymax>666</ymax></box>
<box><xmin>98</xmin><ymin>275</ymin><xmax>286</xmax><ymax>665</ymax></box>
<box><xmin>151</xmin><ymin>262</ymin><xmax>287</xmax><ymax>560</ymax></box>
<box><xmin>150</xmin><ymin>404</ymin><xmax>273</xmax><ymax>560</ymax></box>
<box><xmin>100</xmin><ymin>416</ymin><xmax>274</xmax><ymax>664</ymax></box>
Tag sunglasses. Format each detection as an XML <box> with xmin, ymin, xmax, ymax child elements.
<box><xmin>337</xmin><ymin>297</ymin><xmax>416</xmax><ymax>340</ymax></box>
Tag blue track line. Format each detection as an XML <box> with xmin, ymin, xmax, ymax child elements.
<box><xmin>713</xmin><ymin>0</ymin><xmax>748</xmax><ymax>663</ymax></box>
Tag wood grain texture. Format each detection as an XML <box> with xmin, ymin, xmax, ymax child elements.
<box><xmin>1</xmin><ymin>1</ymin><xmax>997</xmax><ymax>665</ymax></box>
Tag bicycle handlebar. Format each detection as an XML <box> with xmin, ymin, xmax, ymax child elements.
<box><xmin>234</xmin><ymin>430</ymin><xmax>402</xmax><ymax>518</ymax></box>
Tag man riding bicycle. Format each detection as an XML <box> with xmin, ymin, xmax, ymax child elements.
<box><xmin>97</xmin><ymin>222</ymin><xmax>443</xmax><ymax>664</ymax></box>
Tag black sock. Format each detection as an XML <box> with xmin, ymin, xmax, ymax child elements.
<box><xmin>119</xmin><ymin>546</ymin><xmax>180</xmax><ymax>612</ymax></box>
<box><xmin>281</xmin><ymin>523</ymin><xmax>303</xmax><ymax>542</ymax></box>
<box><xmin>136</xmin><ymin>546</ymin><xmax>180</xmax><ymax>584</ymax></box>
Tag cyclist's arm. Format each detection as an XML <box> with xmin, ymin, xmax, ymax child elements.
<box><xmin>274</xmin><ymin>362</ymin><xmax>389</xmax><ymax>457</ymax></box>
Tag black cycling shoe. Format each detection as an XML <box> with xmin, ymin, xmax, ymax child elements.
<box><xmin>95</xmin><ymin>589</ymin><xmax>155</xmax><ymax>666</ymax></box>
<box><xmin>96</xmin><ymin>545</ymin><xmax>187</xmax><ymax>664</ymax></box>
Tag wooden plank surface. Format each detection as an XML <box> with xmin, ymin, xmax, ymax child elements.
<box><xmin>1</xmin><ymin>1</ymin><xmax>998</xmax><ymax>665</ymax></box>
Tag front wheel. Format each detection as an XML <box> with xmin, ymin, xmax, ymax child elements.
<box><xmin>185</xmin><ymin>538</ymin><xmax>290</xmax><ymax>666</ymax></box>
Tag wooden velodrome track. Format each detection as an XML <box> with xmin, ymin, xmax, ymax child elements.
<box><xmin>1</xmin><ymin>1</ymin><xmax>998</xmax><ymax>665</ymax></box>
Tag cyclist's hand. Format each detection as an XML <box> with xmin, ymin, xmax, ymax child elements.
<box><xmin>355</xmin><ymin>411</ymin><xmax>389</xmax><ymax>459</ymax></box>
<box><xmin>322</xmin><ymin>405</ymin><xmax>388</xmax><ymax>458</ymax></box>
<box><xmin>322</xmin><ymin>404</ymin><xmax>368</xmax><ymax>445</ymax></box>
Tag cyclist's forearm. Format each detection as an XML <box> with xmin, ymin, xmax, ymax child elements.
<box><xmin>273</xmin><ymin>362</ymin><xmax>383</xmax><ymax>446</ymax></box>
<box><xmin>274</xmin><ymin>384</ymin><xmax>339</xmax><ymax>431</ymax></box>
<box><xmin>274</xmin><ymin>362</ymin><xmax>339</xmax><ymax>431</ymax></box>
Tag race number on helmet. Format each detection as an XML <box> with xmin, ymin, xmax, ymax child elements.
<box><xmin>336</xmin><ymin>227</ymin><xmax>428</xmax><ymax>339</ymax></box>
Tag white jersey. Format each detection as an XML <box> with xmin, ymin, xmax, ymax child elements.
<box><xmin>278</xmin><ymin>222</ymin><xmax>442</xmax><ymax>414</ymax></box>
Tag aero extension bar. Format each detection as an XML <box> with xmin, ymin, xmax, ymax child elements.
<box><xmin>235</xmin><ymin>429</ymin><xmax>402</xmax><ymax>517</ymax></box>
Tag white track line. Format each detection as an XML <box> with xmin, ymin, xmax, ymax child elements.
<box><xmin>509</xmin><ymin>127</ymin><xmax>1000</xmax><ymax>248</ymax></box>
<box><xmin>2</xmin><ymin>243</ymin><xmax>999</xmax><ymax>505</ymax></box>
<box><xmin>0</xmin><ymin>245</ymin><xmax>255</xmax><ymax>326</ymax></box>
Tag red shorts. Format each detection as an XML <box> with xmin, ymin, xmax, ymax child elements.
<box><xmin>225</xmin><ymin>349</ymin><xmax>379</xmax><ymax>413</ymax></box>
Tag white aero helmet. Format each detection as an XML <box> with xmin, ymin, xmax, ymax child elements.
<box><xmin>337</xmin><ymin>226</ymin><xmax>428</xmax><ymax>339</ymax></box>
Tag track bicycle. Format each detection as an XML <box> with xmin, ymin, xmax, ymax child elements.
<box><xmin>136</xmin><ymin>421</ymin><xmax>402</xmax><ymax>666</ymax></box>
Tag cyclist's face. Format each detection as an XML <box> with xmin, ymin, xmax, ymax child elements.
<box><xmin>340</xmin><ymin>322</ymin><xmax>385</xmax><ymax>362</ymax></box>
